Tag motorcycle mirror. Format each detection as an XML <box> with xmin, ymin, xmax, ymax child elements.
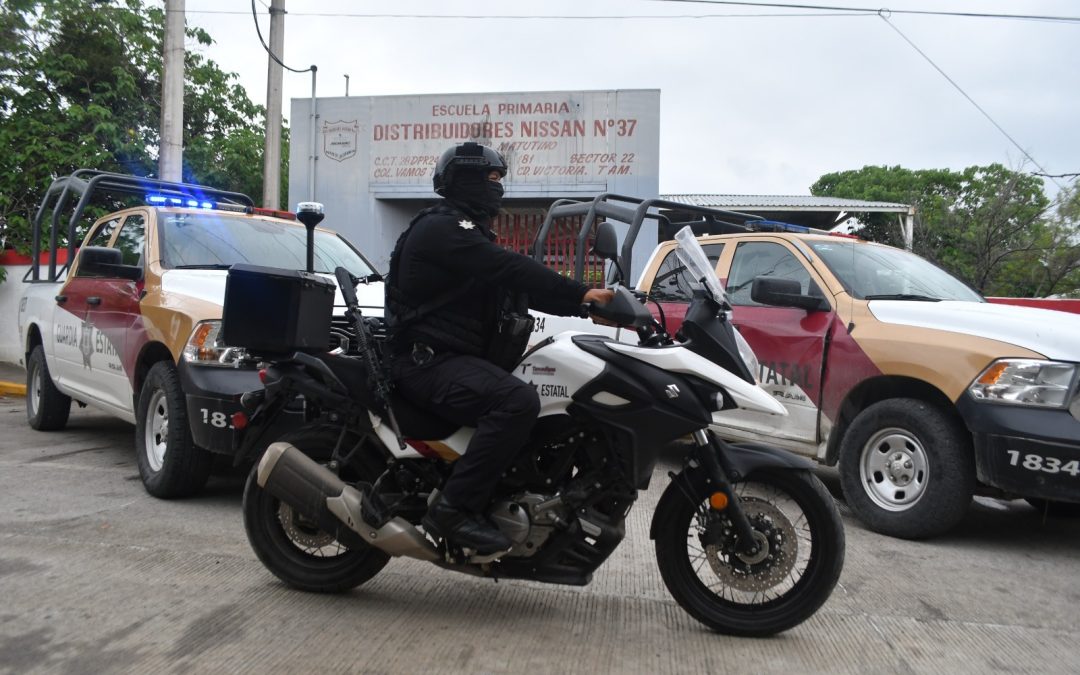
<box><xmin>592</xmin><ymin>221</ymin><xmax>618</xmax><ymax>260</ymax></box>
<box><xmin>592</xmin><ymin>221</ymin><xmax>623</xmax><ymax>284</ymax></box>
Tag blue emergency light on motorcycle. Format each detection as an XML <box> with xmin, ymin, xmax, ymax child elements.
<box><xmin>146</xmin><ymin>194</ymin><xmax>216</xmax><ymax>210</ymax></box>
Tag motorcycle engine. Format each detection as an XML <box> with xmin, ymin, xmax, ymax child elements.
<box><xmin>488</xmin><ymin>492</ymin><xmax>565</xmax><ymax>558</ymax></box>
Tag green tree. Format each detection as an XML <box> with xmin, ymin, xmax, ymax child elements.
<box><xmin>810</xmin><ymin>164</ymin><xmax>1075</xmax><ymax>297</ymax></box>
<box><xmin>0</xmin><ymin>0</ymin><xmax>287</xmax><ymax>260</ymax></box>
<box><xmin>936</xmin><ymin>164</ymin><xmax>1050</xmax><ymax>295</ymax></box>
<box><xmin>993</xmin><ymin>179</ymin><xmax>1080</xmax><ymax>298</ymax></box>
<box><xmin>810</xmin><ymin>165</ymin><xmax>962</xmax><ymax>248</ymax></box>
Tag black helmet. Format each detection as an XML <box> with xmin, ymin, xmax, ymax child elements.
<box><xmin>432</xmin><ymin>142</ymin><xmax>507</xmax><ymax>195</ymax></box>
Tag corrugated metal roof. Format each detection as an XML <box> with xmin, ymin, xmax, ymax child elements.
<box><xmin>662</xmin><ymin>194</ymin><xmax>911</xmax><ymax>212</ymax></box>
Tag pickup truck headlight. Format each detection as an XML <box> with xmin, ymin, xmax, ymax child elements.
<box><xmin>183</xmin><ymin>320</ymin><xmax>249</xmax><ymax>367</ymax></box>
<box><xmin>969</xmin><ymin>359</ymin><xmax>1077</xmax><ymax>409</ymax></box>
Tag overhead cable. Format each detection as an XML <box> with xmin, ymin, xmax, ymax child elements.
<box><xmin>645</xmin><ymin>0</ymin><xmax>1080</xmax><ymax>23</ymax></box>
<box><xmin>250</xmin><ymin>0</ymin><xmax>312</xmax><ymax>73</ymax></box>
<box><xmin>877</xmin><ymin>13</ymin><xmax>1063</xmax><ymax>189</ymax></box>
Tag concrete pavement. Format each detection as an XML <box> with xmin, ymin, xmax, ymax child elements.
<box><xmin>1</xmin><ymin>398</ymin><xmax>1078</xmax><ymax>674</ymax></box>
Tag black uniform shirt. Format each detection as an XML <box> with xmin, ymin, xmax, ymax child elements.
<box><xmin>391</xmin><ymin>205</ymin><xmax>590</xmax><ymax>353</ymax></box>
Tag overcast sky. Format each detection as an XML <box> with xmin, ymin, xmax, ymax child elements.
<box><xmin>183</xmin><ymin>0</ymin><xmax>1080</xmax><ymax>199</ymax></box>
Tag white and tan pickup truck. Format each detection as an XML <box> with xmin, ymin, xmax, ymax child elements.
<box><xmin>17</xmin><ymin>171</ymin><xmax>382</xmax><ymax>498</ymax></box>
<box><xmin>537</xmin><ymin>194</ymin><xmax>1080</xmax><ymax>539</ymax></box>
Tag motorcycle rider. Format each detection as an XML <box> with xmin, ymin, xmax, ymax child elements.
<box><xmin>386</xmin><ymin>141</ymin><xmax>614</xmax><ymax>554</ymax></box>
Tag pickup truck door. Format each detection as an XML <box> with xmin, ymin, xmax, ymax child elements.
<box><xmin>718</xmin><ymin>239</ymin><xmax>834</xmax><ymax>447</ymax></box>
<box><xmin>49</xmin><ymin>216</ymin><xmax>122</xmax><ymax>395</ymax></box>
<box><xmin>87</xmin><ymin>213</ymin><xmax>145</xmax><ymax>412</ymax></box>
<box><xmin>58</xmin><ymin>213</ymin><xmax>145</xmax><ymax>414</ymax></box>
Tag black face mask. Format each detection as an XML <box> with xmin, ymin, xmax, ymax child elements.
<box><xmin>446</xmin><ymin>172</ymin><xmax>504</xmax><ymax>217</ymax></box>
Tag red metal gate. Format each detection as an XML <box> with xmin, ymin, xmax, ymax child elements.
<box><xmin>492</xmin><ymin>210</ymin><xmax>605</xmax><ymax>287</ymax></box>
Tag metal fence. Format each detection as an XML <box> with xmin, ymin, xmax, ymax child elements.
<box><xmin>492</xmin><ymin>210</ymin><xmax>605</xmax><ymax>287</ymax></box>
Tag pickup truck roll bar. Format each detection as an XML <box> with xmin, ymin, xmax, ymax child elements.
<box><xmin>530</xmin><ymin>193</ymin><xmax>765</xmax><ymax>285</ymax></box>
<box><xmin>28</xmin><ymin>170</ymin><xmax>254</xmax><ymax>282</ymax></box>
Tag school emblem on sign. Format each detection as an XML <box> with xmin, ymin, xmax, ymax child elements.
<box><xmin>322</xmin><ymin>120</ymin><xmax>359</xmax><ymax>162</ymax></box>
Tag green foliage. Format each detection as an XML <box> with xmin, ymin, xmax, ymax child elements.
<box><xmin>811</xmin><ymin>165</ymin><xmax>961</xmax><ymax>247</ymax></box>
<box><xmin>811</xmin><ymin>165</ymin><xmax>1078</xmax><ymax>297</ymax></box>
<box><xmin>0</xmin><ymin>0</ymin><xmax>288</xmax><ymax>263</ymax></box>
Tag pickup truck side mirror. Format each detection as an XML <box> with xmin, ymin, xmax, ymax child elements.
<box><xmin>77</xmin><ymin>246</ymin><xmax>142</xmax><ymax>281</ymax></box>
<box><xmin>751</xmin><ymin>276</ymin><xmax>828</xmax><ymax>312</ymax></box>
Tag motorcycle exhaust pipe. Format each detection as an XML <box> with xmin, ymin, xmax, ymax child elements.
<box><xmin>256</xmin><ymin>442</ymin><xmax>439</xmax><ymax>562</ymax></box>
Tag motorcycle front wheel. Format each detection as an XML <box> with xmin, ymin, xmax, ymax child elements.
<box><xmin>654</xmin><ymin>468</ymin><xmax>845</xmax><ymax>636</ymax></box>
<box><xmin>242</xmin><ymin>425</ymin><xmax>390</xmax><ymax>593</ymax></box>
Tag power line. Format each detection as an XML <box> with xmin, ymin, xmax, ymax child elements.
<box><xmin>185</xmin><ymin>9</ymin><xmax>869</xmax><ymax>20</ymax></box>
<box><xmin>249</xmin><ymin>0</ymin><xmax>312</xmax><ymax>73</ymax></box>
<box><xmin>877</xmin><ymin>13</ymin><xmax>1064</xmax><ymax>190</ymax></box>
<box><xmin>644</xmin><ymin>1</ymin><xmax>1080</xmax><ymax>23</ymax></box>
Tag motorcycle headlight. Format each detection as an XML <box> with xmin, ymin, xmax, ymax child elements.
<box><xmin>183</xmin><ymin>320</ymin><xmax>249</xmax><ymax>368</ymax></box>
<box><xmin>969</xmin><ymin>359</ymin><xmax>1078</xmax><ymax>409</ymax></box>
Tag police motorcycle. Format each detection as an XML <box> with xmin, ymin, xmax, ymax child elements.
<box><xmin>230</xmin><ymin>219</ymin><xmax>845</xmax><ymax>637</ymax></box>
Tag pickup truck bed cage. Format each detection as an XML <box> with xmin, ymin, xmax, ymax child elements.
<box><xmin>27</xmin><ymin>170</ymin><xmax>254</xmax><ymax>283</ymax></box>
<box><xmin>530</xmin><ymin>193</ymin><xmax>834</xmax><ymax>284</ymax></box>
<box><xmin>527</xmin><ymin>193</ymin><xmax>756</xmax><ymax>282</ymax></box>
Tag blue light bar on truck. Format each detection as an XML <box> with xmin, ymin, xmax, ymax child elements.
<box><xmin>751</xmin><ymin>220</ymin><xmax>810</xmax><ymax>234</ymax></box>
<box><xmin>146</xmin><ymin>194</ymin><xmax>216</xmax><ymax>210</ymax></box>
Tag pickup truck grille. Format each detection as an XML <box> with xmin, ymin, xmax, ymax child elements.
<box><xmin>328</xmin><ymin>315</ymin><xmax>387</xmax><ymax>356</ymax></box>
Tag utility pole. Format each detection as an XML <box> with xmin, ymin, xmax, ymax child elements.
<box><xmin>262</xmin><ymin>0</ymin><xmax>286</xmax><ymax>209</ymax></box>
<box><xmin>160</xmin><ymin>0</ymin><xmax>185</xmax><ymax>182</ymax></box>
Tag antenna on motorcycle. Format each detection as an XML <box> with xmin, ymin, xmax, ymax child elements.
<box><xmin>296</xmin><ymin>202</ymin><xmax>325</xmax><ymax>273</ymax></box>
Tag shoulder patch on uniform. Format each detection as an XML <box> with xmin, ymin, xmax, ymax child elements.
<box><xmin>458</xmin><ymin>219</ymin><xmax>475</xmax><ymax>230</ymax></box>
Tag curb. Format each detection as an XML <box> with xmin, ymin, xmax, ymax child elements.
<box><xmin>0</xmin><ymin>381</ymin><xmax>26</xmax><ymax>397</ymax></box>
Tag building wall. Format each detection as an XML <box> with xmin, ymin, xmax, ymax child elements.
<box><xmin>287</xmin><ymin>89</ymin><xmax>661</xmax><ymax>280</ymax></box>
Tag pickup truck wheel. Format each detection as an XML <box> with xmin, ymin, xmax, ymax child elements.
<box><xmin>839</xmin><ymin>398</ymin><xmax>974</xmax><ymax>539</ymax></box>
<box><xmin>135</xmin><ymin>361</ymin><xmax>212</xmax><ymax>498</ymax></box>
<box><xmin>26</xmin><ymin>345</ymin><xmax>71</xmax><ymax>431</ymax></box>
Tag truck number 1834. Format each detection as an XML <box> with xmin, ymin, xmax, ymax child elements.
<box><xmin>1005</xmin><ymin>450</ymin><xmax>1080</xmax><ymax>477</ymax></box>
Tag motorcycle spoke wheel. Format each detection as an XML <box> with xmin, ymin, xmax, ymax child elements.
<box><xmin>242</xmin><ymin>425</ymin><xmax>390</xmax><ymax>593</ymax></box>
<box><xmin>655</xmin><ymin>469</ymin><xmax>845</xmax><ymax>636</ymax></box>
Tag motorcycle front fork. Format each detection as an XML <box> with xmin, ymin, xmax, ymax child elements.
<box><xmin>691</xmin><ymin>429</ymin><xmax>761</xmax><ymax>556</ymax></box>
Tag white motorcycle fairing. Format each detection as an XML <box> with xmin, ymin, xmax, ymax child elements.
<box><xmin>369</xmin><ymin>329</ymin><xmax>783</xmax><ymax>460</ymax></box>
<box><xmin>604</xmin><ymin>342</ymin><xmax>786</xmax><ymax>417</ymax></box>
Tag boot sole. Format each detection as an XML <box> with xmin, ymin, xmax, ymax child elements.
<box><xmin>421</xmin><ymin>516</ymin><xmax>511</xmax><ymax>556</ymax></box>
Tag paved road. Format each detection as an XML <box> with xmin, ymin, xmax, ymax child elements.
<box><xmin>1</xmin><ymin>394</ymin><xmax>1078</xmax><ymax>674</ymax></box>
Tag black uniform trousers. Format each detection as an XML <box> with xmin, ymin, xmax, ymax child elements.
<box><xmin>392</xmin><ymin>351</ymin><xmax>540</xmax><ymax>513</ymax></box>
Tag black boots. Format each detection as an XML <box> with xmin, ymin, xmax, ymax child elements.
<box><xmin>422</xmin><ymin>496</ymin><xmax>512</xmax><ymax>555</ymax></box>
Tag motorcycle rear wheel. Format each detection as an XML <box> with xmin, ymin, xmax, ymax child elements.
<box><xmin>654</xmin><ymin>468</ymin><xmax>844</xmax><ymax>636</ymax></box>
<box><xmin>242</xmin><ymin>425</ymin><xmax>390</xmax><ymax>593</ymax></box>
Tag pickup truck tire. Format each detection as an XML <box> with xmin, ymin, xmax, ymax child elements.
<box><xmin>839</xmin><ymin>398</ymin><xmax>974</xmax><ymax>539</ymax></box>
<box><xmin>135</xmin><ymin>361</ymin><xmax>212</xmax><ymax>498</ymax></box>
<box><xmin>26</xmin><ymin>345</ymin><xmax>72</xmax><ymax>431</ymax></box>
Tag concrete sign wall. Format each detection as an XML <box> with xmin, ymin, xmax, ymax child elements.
<box><xmin>289</xmin><ymin>89</ymin><xmax>660</xmax><ymax>276</ymax></box>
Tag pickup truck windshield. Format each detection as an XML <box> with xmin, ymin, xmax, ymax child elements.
<box><xmin>158</xmin><ymin>213</ymin><xmax>375</xmax><ymax>277</ymax></box>
<box><xmin>809</xmin><ymin>240</ymin><xmax>984</xmax><ymax>302</ymax></box>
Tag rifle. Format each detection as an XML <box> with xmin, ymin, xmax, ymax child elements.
<box><xmin>334</xmin><ymin>267</ymin><xmax>405</xmax><ymax>450</ymax></box>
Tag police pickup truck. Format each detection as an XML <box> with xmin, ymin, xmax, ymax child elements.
<box><xmin>17</xmin><ymin>171</ymin><xmax>381</xmax><ymax>498</ymax></box>
<box><xmin>535</xmin><ymin>194</ymin><xmax>1080</xmax><ymax>539</ymax></box>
